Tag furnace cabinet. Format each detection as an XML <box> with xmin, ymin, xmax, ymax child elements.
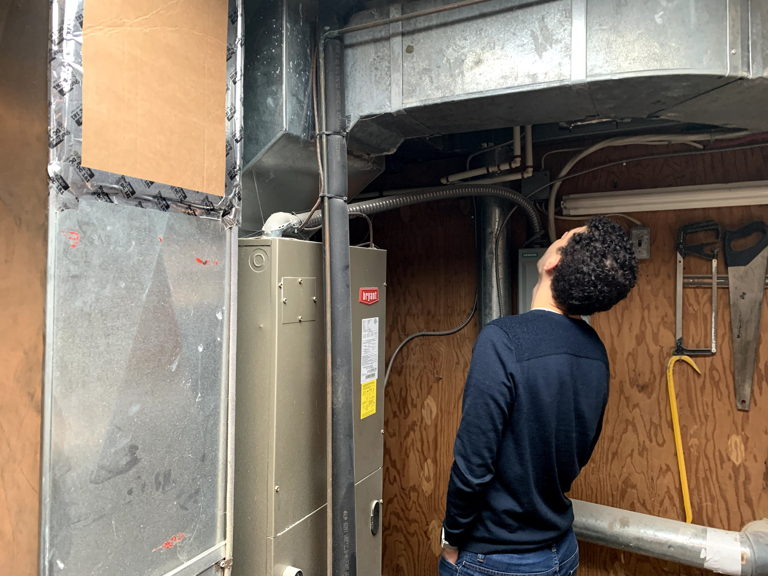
<box><xmin>235</xmin><ymin>238</ymin><xmax>386</xmax><ymax>576</ymax></box>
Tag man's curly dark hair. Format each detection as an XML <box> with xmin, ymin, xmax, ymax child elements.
<box><xmin>551</xmin><ymin>216</ymin><xmax>638</xmax><ymax>316</ymax></box>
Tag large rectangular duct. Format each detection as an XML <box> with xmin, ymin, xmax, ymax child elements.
<box><xmin>241</xmin><ymin>0</ymin><xmax>383</xmax><ymax>233</ymax></box>
<box><xmin>343</xmin><ymin>0</ymin><xmax>768</xmax><ymax>157</ymax></box>
<box><xmin>234</xmin><ymin>237</ymin><xmax>386</xmax><ymax>576</ymax></box>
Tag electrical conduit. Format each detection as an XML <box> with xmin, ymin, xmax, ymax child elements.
<box><xmin>263</xmin><ymin>184</ymin><xmax>543</xmax><ymax>240</ymax></box>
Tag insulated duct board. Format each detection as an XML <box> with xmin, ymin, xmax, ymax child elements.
<box><xmin>343</xmin><ymin>0</ymin><xmax>768</xmax><ymax>157</ymax></box>
<box><xmin>42</xmin><ymin>199</ymin><xmax>235</xmax><ymax>576</ymax></box>
<box><xmin>234</xmin><ymin>237</ymin><xmax>386</xmax><ymax>576</ymax></box>
<box><xmin>41</xmin><ymin>1</ymin><xmax>242</xmax><ymax>574</ymax></box>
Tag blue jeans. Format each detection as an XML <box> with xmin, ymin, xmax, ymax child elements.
<box><xmin>438</xmin><ymin>530</ymin><xmax>579</xmax><ymax>576</ymax></box>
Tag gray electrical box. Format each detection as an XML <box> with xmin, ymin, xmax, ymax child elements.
<box><xmin>517</xmin><ymin>247</ymin><xmax>546</xmax><ymax>314</ymax></box>
<box><xmin>234</xmin><ymin>237</ymin><xmax>386</xmax><ymax>576</ymax></box>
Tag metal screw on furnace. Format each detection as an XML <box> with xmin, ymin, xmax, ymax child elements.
<box><xmin>275</xmin><ymin>485</ymin><xmax>280</xmax><ymax>493</ymax></box>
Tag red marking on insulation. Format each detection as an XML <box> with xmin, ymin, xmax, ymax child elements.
<box><xmin>61</xmin><ymin>230</ymin><xmax>80</xmax><ymax>248</ymax></box>
<box><xmin>152</xmin><ymin>532</ymin><xmax>187</xmax><ymax>552</ymax></box>
<box><xmin>196</xmin><ymin>258</ymin><xmax>209</xmax><ymax>265</ymax></box>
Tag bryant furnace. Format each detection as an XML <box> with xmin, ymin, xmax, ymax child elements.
<box><xmin>234</xmin><ymin>237</ymin><xmax>386</xmax><ymax>576</ymax></box>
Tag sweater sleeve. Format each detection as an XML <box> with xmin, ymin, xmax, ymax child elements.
<box><xmin>443</xmin><ymin>324</ymin><xmax>516</xmax><ymax>547</ymax></box>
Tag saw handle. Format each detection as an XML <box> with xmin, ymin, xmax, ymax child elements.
<box><xmin>724</xmin><ymin>221</ymin><xmax>768</xmax><ymax>267</ymax></box>
<box><xmin>677</xmin><ymin>220</ymin><xmax>720</xmax><ymax>260</ymax></box>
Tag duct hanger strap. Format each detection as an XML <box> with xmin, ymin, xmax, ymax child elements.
<box><xmin>319</xmin><ymin>192</ymin><xmax>348</xmax><ymax>201</ymax></box>
<box><xmin>316</xmin><ymin>130</ymin><xmax>348</xmax><ymax>138</ymax></box>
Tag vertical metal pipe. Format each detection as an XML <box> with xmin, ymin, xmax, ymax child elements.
<box><xmin>477</xmin><ymin>197</ymin><xmax>513</xmax><ymax>326</ymax></box>
<box><xmin>222</xmin><ymin>226</ymin><xmax>239</xmax><ymax>576</ymax></box>
<box><xmin>322</xmin><ymin>35</ymin><xmax>358</xmax><ymax>576</ymax></box>
<box><xmin>477</xmin><ymin>144</ymin><xmax>516</xmax><ymax>326</ymax></box>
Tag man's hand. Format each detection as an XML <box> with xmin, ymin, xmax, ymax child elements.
<box><xmin>441</xmin><ymin>547</ymin><xmax>459</xmax><ymax>565</ymax></box>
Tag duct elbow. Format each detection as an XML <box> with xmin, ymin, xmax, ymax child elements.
<box><xmin>261</xmin><ymin>212</ymin><xmax>303</xmax><ymax>237</ymax></box>
<box><xmin>742</xmin><ymin>522</ymin><xmax>768</xmax><ymax>576</ymax></box>
<box><xmin>572</xmin><ymin>500</ymin><xmax>768</xmax><ymax>576</ymax></box>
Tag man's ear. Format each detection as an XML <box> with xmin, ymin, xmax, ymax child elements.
<box><xmin>542</xmin><ymin>251</ymin><xmax>561</xmax><ymax>273</ymax></box>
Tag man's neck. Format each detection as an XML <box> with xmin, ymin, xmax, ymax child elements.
<box><xmin>530</xmin><ymin>280</ymin><xmax>565</xmax><ymax>315</ymax></box>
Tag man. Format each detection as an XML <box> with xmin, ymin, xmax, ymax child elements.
<box><xmin>440</xmin><ymin>217</ymin><xmax>638</xmax><ymax>576</ymax></box>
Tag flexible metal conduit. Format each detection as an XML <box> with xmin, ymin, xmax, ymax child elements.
<box><xmin>296</xmin><ymin>184</ymin><xmax>543</xmax><ymax>238</ymax></box>
<box><xmin>572</xmin><ymin>500</ymin><xmax>768</xmax><ymax>576</ymax></box>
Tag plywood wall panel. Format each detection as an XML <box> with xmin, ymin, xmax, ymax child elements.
<box><xmin>379</xmin><ymin>143</ymin><xmax>768</xmax><ymax>576</ymax></box>
<box><xmin>0</xmin><ymin>1</ymin><xmax>49</xmax><ymax>573</ymax></box>
<box><xmin>572</xmin><ymin>205</ymin><xmax>768</xmax><ymax>535</ymax></box>
<box><xmin>377</xmin><ymin>200</ymin><xmax>478</xmax><ymax>576</ymax></box>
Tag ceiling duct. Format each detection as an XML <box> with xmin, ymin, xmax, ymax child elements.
<box><xmin>243</xmin><ymin>0</ymin><xmax>768</xmax><ymax>231</ymax></box>
<box><xmin>343</xmin><ymin>0</ymin><xmax>768</xmax><ymax>157</ymax></box>
<box><xmin>241</xmin><ymin>0</ymin><xmax>383</xmax><ymax>232</ymax></box>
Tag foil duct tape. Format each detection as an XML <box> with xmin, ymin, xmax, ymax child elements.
<box><xmin>47</xmin><ymin>0</ymin><xmax>244</xmax><ymax>226</ymax></box>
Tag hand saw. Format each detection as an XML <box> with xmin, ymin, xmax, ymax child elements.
<box><xmin>725</xmin><ymin>221</ymin><xmax>768</xmax><ymax>411</ymax></box>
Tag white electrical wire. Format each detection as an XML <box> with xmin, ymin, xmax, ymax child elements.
<box><xmin>555</xmin><ymin>213</ymin><xmax>644</xmax><ymax>226</ymax></box>
<box><xmin>545</xmin><ymin>131</ymin><xmax>751</xmax><ymax>241</ymax></box>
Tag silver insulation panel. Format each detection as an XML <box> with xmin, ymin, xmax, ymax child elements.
<box><xmin>41</xmin><ymin>1</ymin><xmax>243</xmax><ymax>575</ymax></box>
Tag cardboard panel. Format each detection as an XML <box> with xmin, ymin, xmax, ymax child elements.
<box><xmin>82</xmin><ymin>0</ymin><xmax>228</xmax><ymax>196</ymax></box>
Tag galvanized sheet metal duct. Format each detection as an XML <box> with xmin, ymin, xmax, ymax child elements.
<box><xmin>343</xmin><ymin>0</ymin><xmax>768</xmax><ymax>158</ymax></box>
<box><xmin>241</xmin><ymin>0</ymin><xmax>383</xmax><ymax>233</ymax></box>
<box><xmin>572</xmin><ymin>500</ymin><xmax>768</xmax><ymax>576</ymax></box>
<box><xmin>246</xmin><ymin>0</ymin><xmax>768</xmax><ymax>231</ymax></box>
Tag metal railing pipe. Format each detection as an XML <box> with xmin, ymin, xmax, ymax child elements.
<box><xmin>572</xmin><ymin>499</ymin><xmax>768</xmax><ymax>576</ymax></box>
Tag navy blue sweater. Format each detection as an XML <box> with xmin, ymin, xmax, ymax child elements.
<box><xmin>443</xmin><ymin>310</ymin><xmax>609</xmax><ymax>553</ymax></box>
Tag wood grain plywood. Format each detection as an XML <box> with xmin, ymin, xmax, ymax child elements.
<box><xmin>573</xmin><ymin>206</ymin><xmax>768</xmax><ymax>528</ymax></box>
<box><xmin>376</xmin><ymin>200</ymin><xmax>478</xmax><ymax>576</ymax></box>
<box><xmin>379</xmin><ymin>143</ymin><xmax>768</xmax><ymax>576</ymax></box>
<box><xmin>0</xmin><ymin>0</ymin><xmax>48</xmax><ymax>573</ymax></box>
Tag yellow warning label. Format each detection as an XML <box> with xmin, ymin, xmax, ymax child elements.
<box><xmin>361</xmin><ymin>379</ymin><xmax>377</xmax><ymax>419</ymax></box>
